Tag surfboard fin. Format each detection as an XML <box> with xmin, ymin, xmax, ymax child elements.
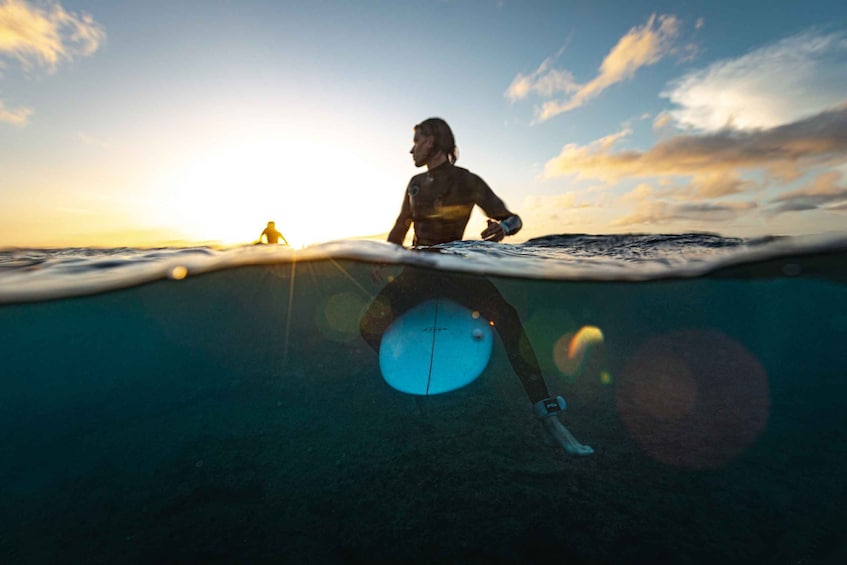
<box><xmin>533</xmin><ymin>396</ymin><xmax>567</xmax><ymax>419</ymax></box>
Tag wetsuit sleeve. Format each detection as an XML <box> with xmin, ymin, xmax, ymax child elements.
<box><xmin>470</xmin><ymin>173</ymin><xmax>523</xmax><ymax>235</ymax></box>
<box><xmin>387</xmin><ymin>188</ymin><xmax>413</xmax><ymax>245</ymax></box>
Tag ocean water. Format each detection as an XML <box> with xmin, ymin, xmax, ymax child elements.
<box><xmin>1</xmin><ymin>233</ymin><xmax>846</xmax><ymax>564</ymax></box>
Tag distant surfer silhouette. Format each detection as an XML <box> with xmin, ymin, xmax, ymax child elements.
<box><xmin>360</xmin><ymin>117</ymin><xmax>593</xmax><ymax>456</ymax></box>
<box><xmin>258</xmin><ymin>221</ymin><xmax>288</xmax><ymax>245</ymax></box>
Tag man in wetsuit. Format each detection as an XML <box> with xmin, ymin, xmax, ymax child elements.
<box><xmin>360</xmin><ymin>117</ymin><xmax>592</xmax><ymax>456</ymax></box>
<box><xmin>259</xmin><ymin>221</ymin><xmax>288</xmax><ymax>245</ymax></box>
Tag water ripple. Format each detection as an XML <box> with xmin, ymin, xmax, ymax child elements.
<box><xmin>1</xmin><ymin>233</ymin><xmax>845</xmax><ymax>304</ymax></box>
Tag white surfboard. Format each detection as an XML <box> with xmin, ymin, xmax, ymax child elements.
<box><xmin>379</xmin><ymin>298</ymin><xmax>493</xmax><ymax>396</ymax></box>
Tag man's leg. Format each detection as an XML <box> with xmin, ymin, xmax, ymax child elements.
<box><xmin>359</xmin><ymin>267</ymin><xmax>440</xmax><ymax>353</ymax></box>
<box><xmin>441</xmin><ymin>273</ymin><xmax>594</xmax><ymax>456</ymax></box>
<box><xmin>439</xmin><ymin>273</ymin><xmax>548</xmax><ymax>402</ymax></box>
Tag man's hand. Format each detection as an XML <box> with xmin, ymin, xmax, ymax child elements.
<box><xmin>481</xmin><ymin>219</ymin><xmax>505</xmax><ymax>242</ymax></box>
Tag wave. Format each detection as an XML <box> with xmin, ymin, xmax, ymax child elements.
<box><xmin>1</xmin><ymin>232</ymin><xmax>845</xmax><ymax>304</ymax></box>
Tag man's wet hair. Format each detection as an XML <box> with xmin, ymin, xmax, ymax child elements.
<box><xmin>415</xmin><ymin>117</ymin><xmax>457</xmax><ymax>164</ymax></box>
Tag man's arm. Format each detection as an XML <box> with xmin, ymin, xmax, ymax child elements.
<box><xmin>471</xmin><ymin>173</ymin><xmax>522</xmax><ymax>242</ymax></box>
<box><xmin>387</xmin><ymin>189</ymin><xmax>413</xmax><ymax>246</ymax></box>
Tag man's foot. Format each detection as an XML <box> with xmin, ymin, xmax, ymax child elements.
<box><xmin>533</xmin><ymin>396</ymin><xmax>593</xmax><ymax>456</ymax></box>
<box><xmin>540</xmin><ymin>414</ymin><xmax>594</xmax><ymax>456</ymax></box>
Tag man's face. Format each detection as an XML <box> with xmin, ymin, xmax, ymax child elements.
<box><xmin>410</xmin><ymin>130</ymin><xmax>434</xmax><ymax>167</ymax></box>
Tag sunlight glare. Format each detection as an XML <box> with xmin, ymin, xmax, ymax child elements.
<box><xmin>165</xmin><ymin>137</ymin><xmax>398</xmax><ymax>246</ymax></box>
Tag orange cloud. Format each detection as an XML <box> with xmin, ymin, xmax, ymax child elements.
<box><xmin>621</xmin><ymin>183</ymin><xmax>655</xmax><ymax>203</ymax></box>
<box><xmin>543</xmin><ymin>104</ymin><xmax>847</xmax><ymax>186</ymax></box>
<box><xmin>505</xmin><ymin>57</ymin><xmax>579</xmax><ymax>101</ymax></box>
<box><xmin>611</xmin><ymin>200</ymin><xmax>757</xmax><ymax>227</ymax></box>
<box><xmin>652</xmin><ymin>111</ymin><xmax>672</xmax><ymax>131</ymax></box>
<box><xmin>767</xmin><ymin>171</ymin><xmax>847</xmax><ymax>214</ymax></box>
<box><xmin>0</xmin><ymin>98</ymin><xmax>31</xmax><ymax>124</ymax></box>
<box><xmin>523</xmin><ymin>192</ymin><xmax>595</xmax><ymax>210</ymax></box>
<box><xmin>687</xmin><ymin>173</ymin><xmax>758</xmax><ymax>199</ymax></box>
<box><xmin>0</xmin><ymin>0</ymin><xmax>105</xmax><ymax>71</ymax></box>
<box><xmin>507</xmin><ymin>14</ymin><xmax>682</xmax><ymax>122</ymax></box>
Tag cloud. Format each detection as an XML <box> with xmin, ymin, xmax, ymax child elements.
<box><xmin>611</xmin><ymin>200</ymin><xmax>756</xmax><ymax>227</ymax></box>
<box><xmin>507</xmin><ymin>14</ymin><xmax>682</xmax><ymax>122</ymax></box>
<box><xmin>0</xmin><ymin>0</ymin><xmax>105</xmax><ymax>71</ymax></box>
<box><xmin>618</xmin><ymin>174</ymin><xmax>753</xmax><ymax>206</ymax></box>
<box><xmin>505</xmin><ymin>57</ymin><xmax>579</xmax><ymax>101</ymax></box>
<box><xmin>621</xmin><ymin>183</ymin><xmax>656</xmax><ymax>203</ymax></box>
<box><xmin>663</xmin><ymin>30</ymin><xmax>847</xmax><ymax>131</ymax></box>
<box><xmin>653</xmin><ymin>111</ymin><xmax>672</xmax><ymax>131</ymax></box>
<box><xmin>78</xmin><ymin>131</ymin><xmax>109</xmax><ymax>148</ymax></box>
<box><xmin>0</xmin><ymin>98</ymin><xmax>31</xmax><ymax>124</ymax></box>
<box><xmin>523</xmin><ymin>192</ymin><xmax>594</xmax><ymax>210</ymax></box>
<box><xmin>543</xmin><ymin>103</ymin><xmax>847</xmax><ymax>186</ymax></box>
<box><xmin>767</xmin><ymin>171</ymin><xmax>847</xmax><ymax>214</ymax></box>
<box><xmin>688</xmin><ymin>173</ymin><xmax>757</xmax><ymax>199</ymax></box>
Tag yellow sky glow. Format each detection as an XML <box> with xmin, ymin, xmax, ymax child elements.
<box><xmin>158</xmin><ymin>137</ymin><xmax>401</xmax><ymax>248</ymax></box>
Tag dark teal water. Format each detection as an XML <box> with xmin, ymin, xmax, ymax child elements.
<box><xmin>1</xmin><ymin>243</ymin><xmax>846</xmax><ymax>563</ymax></box>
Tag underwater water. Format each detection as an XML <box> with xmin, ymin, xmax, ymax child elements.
<box><xmin>1</xmin><ymin>234</ymin><xmax>846</xmax><ymax>564</ymax></box>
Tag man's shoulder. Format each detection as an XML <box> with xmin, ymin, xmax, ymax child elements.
<box><xmin>408</xmin><ymin>171</ymin><xmax>429</xmax><ymax>185</ymax></box>
<box><xmin>453</xmin><ymin>166</ymin><xmax>488</xmax><ymax>188</ymax></box>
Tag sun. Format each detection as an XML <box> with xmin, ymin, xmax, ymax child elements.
<box><xmin>162</xmin><ymin>137</ymin><xmax>399</xmax><ymax>247</ymax></box>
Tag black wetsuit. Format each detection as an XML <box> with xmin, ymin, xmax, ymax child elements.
<box><xmin>387</xmin><ymin>162</ymin><xmax>516</xmax><ymax>246</ymax></box>
<box><xmin>360</xmin><ymin>162</ymin><xmax>551</xmax><ymax>404</ymax></box>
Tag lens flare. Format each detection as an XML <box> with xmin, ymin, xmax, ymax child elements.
<box><xmin>317</xmin><ymin>292</ymin><xmax>366</xmax><ymax>342</ymax></box>
<box><xmin>169</xmin><ymin>265</ymin><xmax>188</xmax><ymax>280</ymax></box>
<box><xmin>554</xmin><ymin>325</ymin><xmax>604</xmax><ymax>376</ymax></box>
<box><xmin>617</xmin><ymin>329</ymin><xmax>770</xmax><ymax>469</ymax></box>
<box><xmin>523</xmin><ymin>308</ymin><xmax>576</xmax><ymax>373</ymax></box>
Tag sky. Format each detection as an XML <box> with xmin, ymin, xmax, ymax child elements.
<box><xmin>1</xmin><ymin>0</ymin><xmax>846</xmax><ymax>248</ymax></box>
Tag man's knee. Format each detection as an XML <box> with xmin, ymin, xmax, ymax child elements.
<box><xmin>359</xmin><ymin>296</ymin><xmax>393</xmax><ymax>352</ymax></box>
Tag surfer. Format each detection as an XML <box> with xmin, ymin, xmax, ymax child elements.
<box><xmin>360</xmin><ymin>117</ymin><xmax>593</xmax><ymax>456</ymax></box>
<box><xmin>258</xmin><ymin>221</ymin><xmax>288</xmax><ymax>245</ymax></box>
